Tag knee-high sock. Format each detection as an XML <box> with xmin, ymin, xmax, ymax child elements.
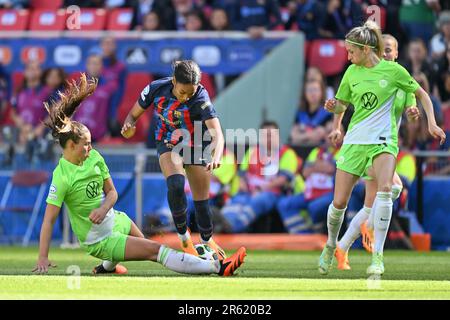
<box><xmin>102</xmin><ymin>261</ymin><xmax>118</xmax><ymax>271</ymax></box>
<box><xmin>194</xmin><ymin>200</ymin><xmax>213</xmax><ymax>242</ymax></box>
<box><xmin>166</xmin><ymin>174</ymin><xmax>188</xmax><ymax>235</ymax></box>
<box><xmin>338</xmin><ymin>206</ymin><xmax>371</xmax><ymax>251</ymax></box>
<box><xmin>157</xmin><ymin>245</ymin><xmax>219</xmax><ymax>274</ymax></box>
<box><xmin>367</xmin><ymin>185</ymin><xmax>401</xmax><ymax>230</ymax></box>
<box><xmin>326</xmin><ymin>203</ymin><xmax>346</xmax><ymax>248</ymax></box>
<box><xmin>374</xmin><ymin>192</ymin><xmax>393</xmax><ymax>255</ymax></box>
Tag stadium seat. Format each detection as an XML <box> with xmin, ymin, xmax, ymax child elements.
<box><xmin>117</xmin><ymin>72</ymin><xmax>153</xmax><ymax>143</ymax></box>
<box><xmin>307</xmin><ymin>39</ymin><xmax>348</xmax><ymax>76</ymax></box>
<box><xmin>73</xmin><ymin>8</ymin><xmax>107</xmax><ymax>31</ymax></box>
<box><xmin>11</xmin><ymin>71</ymin><xmax>24</xmax><ymax>92</ymax></box>
<box><xmin>106</xmin><ymin>8</ymin><xmax>133</xmax><ymax>31</ymax></box>
<box><xmin>0</xmin><ymin>170</ymin><xmax>49</xmax><ymax>246</ymax></box>
<box><xmin>0</xmin><ymin>9</ymin><xmax>30</xmax><ymax>31</ymax></box>
<box><xmin>200</xmin><ymin>73</ymin><xmax>216</xmax><ymax>100</ymax></box>
<box><xmin>30</xmin><ymin>0</ymin><xmax>63</xmax><ymax>9</ymax></box>
<box><xmin>29</xmin><ymin>9</ymin><xmax>66</xmax><ymax>31</ymax></box>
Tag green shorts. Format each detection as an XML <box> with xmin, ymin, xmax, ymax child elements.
<box><xmin>84</xmin><ymin>210</ymin><xmax>132</xmax><ymax>262</ymax></box>
<box><xmin>336</xmin><ymin>143</ymin><xmax>398</xmax><ymax>179</ymax></box>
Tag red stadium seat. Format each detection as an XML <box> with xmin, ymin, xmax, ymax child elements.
<box><xmin>106</xmin><ymin>8</ymin><xmax>133</xmax><ymax>31</ymax></box>
<box><xmin>30</xmin><ymin>0</ymin><xmax>63</xmax><ymax>9</ymax></box>
<box><xmin>0</xmin><ymin>9</ymin><xmax>30</xmax><ymax>31</ymax></box>
<box><xmin>73</xmin><ymin>9</ymin><xmax>107</xmax><ymax>31</ymax></box>
<box><xmin>200</xmin><ymin>73</ymin><xmax>216</xmax><ymax>100</ymax></box>
<box><xmin>307</xmin><ymin>39</ymin><xmax>348</xmax><ymax>76</ymax></box>
<box><xmin>11</xmin><ymin>71</ymin><xmax>24</xmax><ymax>93</ymax></box>
<box><xmin>117</xmin><ymin>72</ymin><xmax>154</xmax><ymax>143</ymax></box>
<box><xmin>29</xmin><ymin>9</ymin><xmax>66</xmax><ymax>31</ymax></box>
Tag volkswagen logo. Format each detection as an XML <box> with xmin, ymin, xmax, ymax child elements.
<box><xmin>86</xmin><ymin>181</ymin><xmax>100</xmax><ymax>199</ymax></box>
<box><xmin>361</xmin><ymin>92</ymin><xmax>378</xmax><ymax>110</ymax></box>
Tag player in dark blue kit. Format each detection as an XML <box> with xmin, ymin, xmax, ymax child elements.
<box><xmin>121</xmin><ymin>60</ymin><xmax>235</xmax><ymax>260</ymax></box>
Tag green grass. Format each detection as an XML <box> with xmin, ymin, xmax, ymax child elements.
<box><xmin>1</xmin><ymin>247</ymin><xmax>450</xmax><ymax>299</ymax></box>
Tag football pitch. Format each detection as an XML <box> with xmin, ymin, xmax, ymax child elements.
<box><xmin>1</xmin><ymin>247</ymin><xmax>450</xmax><ymax>299</ymax></box>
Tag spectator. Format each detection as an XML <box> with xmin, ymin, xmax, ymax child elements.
<box><xmin>293</xmin><ymin>0</ymin><xmax>326</xmax><ymax>40</ymax></box>
<box><xmin>209</xmin><ymin>7</ymin><xmax>230</xmax><ymax>31</ymax></box>
<box><xmin>318</xmin><ymin>0</ymin><xmax>364</xmax><ymax>39</ymax></box>
<box><xmin>73</xmin><ymin>54</ymin><xmax>118</xmax><ymax>142</ymax></box>
<box><xmin>0</xmin><ymin>0</ymin><xmax>29</xmax><ymax>9</ymax></box>
<box><xmin>185</xmin><ymin>8</ymin><xmax>209</xmax><ymax>31</ymax></box>
<box><xmin>141</xmin><ymin>10</ymin><xmax>162</xmax><ymax>31</ymax></box>
<box><xmin>430</xmin><ymin>11</ymin><xmax>450</xmax><ymax>60</ymax></box>
<box><xmin>166</xmin><ymin>0</ymin><xmax>197</xmax><ymax>30</ymax></box>
<box><xmin>0</xmin><ymin>65</ymin><xmax>9</xmax><ymax>126</ymax></box>
<box><xmin>304</xmin><ymin>66</ymin><xmax>335</xmax><ymax>99</ymax></box>
<box><xmin>100</xmin><ymin>36</ymin><xmax>127</xmax><ymax>136</ymax></box>
<box><xmin>433</xmin><ymin>43</ymin><xmax>450</xmax><ymax>105</ymax></box>
<box><xmin>227</xmin><ymin>0</ymin><xmax>282</xmax><ymax>38</ymax></box>
<box><xmin>403</xmin><ymin>38</ymin><xmax>437</xmax><ymax>91</ymax></box>
<box><xmin>130</xmin><ymin>0</ymin><xmax>167</xmax><ymax>30</ymax></box>
<box><xmin>399</xmin><ymin>0</ymin><xmax>438</xmax><ymax>44</ymax></box>
<box><xmin>42</xmin><ymin>67</ymin><xmax>67</xmax><ymax>103</ymax></box>
<box><xmin>220</xmin><ymin>121</ymin><xmax>301</xmax><ymax>233</ymax></box>
<box><xmin>277</xmin><ymin>141</ymin><xmax>338</xmax><ymax>234</ymax></box>
<box><xmin>7</xmin><ymin>61</ymin><xmax>52</xmax><ymax>163</ymax></box>
<box><xmin>405</xmin><ymin>72</ymin><xmax>443</xmax><ymax>150</ymax></box>
<box><xmin>290</xmin><ymin>80</ymin><xmax>332</xmax><ymax>147</ymax></box>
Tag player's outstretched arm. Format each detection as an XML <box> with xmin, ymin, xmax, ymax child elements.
<box><xmin>32</xmin><ymin>204</ymin><xmax>60</xmax><ymax>274</ymax></box>
<box><xmin>415</xmin><ymin>87</ymin><xmax>446</xmax><ymax>145</ymax></box>
<box><xmin>121</xmin><ymin>101</ymin><xmax>146</xmax><ymax>139</ymax></box>
<box><xmin>205</xmin><ymin>117</ymin><xmax>224</xmax><ymax>171</ymax></box>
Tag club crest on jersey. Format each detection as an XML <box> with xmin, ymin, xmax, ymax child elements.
<box><xmin>361</xmin><ymin>92</ymin><xmax>378</xmax><ymax>110</ymax></box>
<box><xmin>86</xmin><ymin>181</ymin><xmax>100</xmax><ymax>199</ymax></box>
<box><xmin>379</xmin><ymin>79</ymin><xmax>388</xmax><ymax>88</ymax></box>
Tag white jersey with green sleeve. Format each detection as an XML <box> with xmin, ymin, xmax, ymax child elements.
<box><xmin>46</xmin><ymin>149</ymin><xmax>115</xmax><ymax>245</ymax></box>
<box><xmin>335</xmin><ymin>59</ymin><xmax>419</xmax><ymax>146</ymax></box>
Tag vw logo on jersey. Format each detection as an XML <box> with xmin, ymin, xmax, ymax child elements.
<box><xmin>361</xmin><ymin>92</ymin><xmax>378</xmax><ymax>110</ymax></box>
<box><xmin>86</xmin><ymin>181</ymin><xmax>100</xmax><ymax>199</ymax></box>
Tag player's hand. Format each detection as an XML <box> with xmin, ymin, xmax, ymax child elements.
<box><xmin>206</xmin><ymin>159</ymin><xmax>221</xmax><ymax>171</ymax></box>
<box><xmin>89</xmin><ymin>208</ymin><xmax>107</xmax><ymax>224</ymax></box>
<box><xmin>328</xmin><ymin>129</ymin><xmax>342</xmax><ymax>147</ymax></box>
<box><xmin>32</xmin><ymin>257</ymin><xmax>57</xmax><ymax>274</ymax></box>
<box><xmin>428</xmin><ymin>123</ymin><xmax>447</xmax><ymax>145</ymax></box>
<box><xmin>324</xmin><ymin>99</ymin><xmax>337</xmax><ymax>113</ymax></box>
<box><xmin>405</xmin><ymin>106</ymin><xmax>420</xmax><ymax>122</ymax></box>
<box><xmin>121</xmin><ymin>121</ymin><xmax>136</xmax><ymax>139</ymax></box>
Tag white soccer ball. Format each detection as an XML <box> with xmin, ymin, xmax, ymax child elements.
<box><xmin>195</xmin><ymin>244</ymin><xmax>218</xmax><ymax>261</ymax></box>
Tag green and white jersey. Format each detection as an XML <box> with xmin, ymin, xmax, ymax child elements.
<box><xmin>335</xmin><ymin>59</ymin><xmax>419</xmax><ymax>146</ymax></box>
<box><xmin>46</xmin><ymin>149</ymin><xmax>114</xmax><ymax>245</ymax></box>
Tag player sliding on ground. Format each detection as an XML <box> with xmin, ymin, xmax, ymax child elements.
<box><xmin>319</xmin><ymin>20</ymin><xmax>446</xmax><ymax>276</ymax></box>
<box><xmin>32</xmin><ymin>74</ymin><xmax>246</xmax><ymax>276</ymax></box>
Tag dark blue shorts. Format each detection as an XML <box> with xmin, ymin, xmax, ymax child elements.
<box><xmin>156</xmin><ymin>140</ymin><xmax>212</xmax><ymax>166</ymax></box>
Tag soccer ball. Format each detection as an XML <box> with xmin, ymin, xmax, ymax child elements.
<box><xmin>195</xmin><ymin>244</ymin><xmax>218</xmax><ymax>261</ymax></box>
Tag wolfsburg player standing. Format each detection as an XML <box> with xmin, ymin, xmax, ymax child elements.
<box><xmin>319</xmin><ymin>21</ymin><xmax>446</xmax><ymax>276</ymax></box>
<box><xmin>33</xmin><ymin>74</ymin><xmax>246</xmax><ymax>276</ymax></box>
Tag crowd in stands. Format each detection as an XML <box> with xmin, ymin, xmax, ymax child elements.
<box><xmin>1</xmin><ymin>1</ymin><xmax>450</xmax><ymax>239</ymax></box>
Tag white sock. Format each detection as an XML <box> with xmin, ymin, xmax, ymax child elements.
<box><xmin>326</xmin><ymin>203</ymin><xmax>346</xmax><ymax>248</ymax></box>
<box><xmin>391</xmin><ymin>184</ymin><xmax>403</xmax><ymax>201</ymax></box>
<box><xmin>157</xmin><ymin>245</ymin><xmax>219</xmax><ymax>274</ymax></box>
<box><xmin>102</xmin><ymin>260</ymin><xmax>118</xmax><ymax>271</ymax></box>
<box><xmin>367</xmin><ymin>199</ymin><xmax>377</xmax><ymax>230</ymax></box>
<box><xmin>373</xmin><ymin>192</ymin><xmax>393</xmax><ymax>255</ymax></box>
<box><xmin>177</xmin><ymin>230</ymin><xmax>191</xmax><ymax>242</ymax></box>
<box><xmin>338</xmin><ymin>206</ymin><xmax>371</xmax><ymax>252</ymax></box>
